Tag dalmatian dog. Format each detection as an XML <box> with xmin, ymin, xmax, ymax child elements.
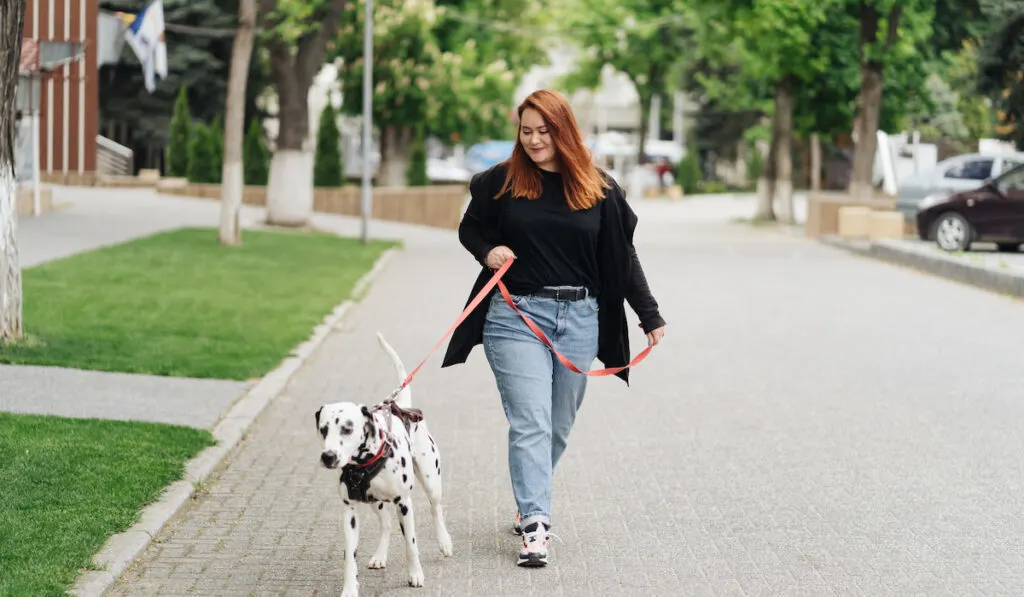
<box><xmin>315</xmin><ymin>332</ymin><xmax>453</xmax><ymax>597</ymax></box>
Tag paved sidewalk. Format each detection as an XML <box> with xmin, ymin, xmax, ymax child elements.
<box><xmin>109</xmin><ymin>198</ymin><xmax>1024</xmax><ymax>595</ymax></box>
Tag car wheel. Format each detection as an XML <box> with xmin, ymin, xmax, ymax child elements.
<box><xmin>932</xmin><ymin>212</ymin><xmax>973</xmax><ymax>252</ymax></box>
<box><xmin>996</xmin><ymin>243</ymin><xmax>1021</xmax><ymax>252</ymax></box>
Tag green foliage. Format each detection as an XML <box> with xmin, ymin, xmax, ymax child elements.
<box><xmin>187</xmin><ymin>123</ymin><xmax>220</xmax><ymax>184</ymax></box>
<box><xmin>314</xmin><ymin>101</ymin><xmax>344</xmax><ymax>188</ymax></box>
<box><xmin>166</xmin><ymin>86</ymin><xmax>191</xmax><ymax>177</ymax></box>
<box><xmin>334</xmin><ymin>0</ymin><xmax>547</xmax><ymax>147</ymax></box>
<box><xmin>406</xmin><ymin>125</ymin><xmax>429</xmax><ymax>186</ymax></box>
<box><xmin>977</xmin><ymin>6</ymin><xmax>1024</xmax><ymax>148</ymax></box>
<box><xmin>243</xmin><ymin>120</ymin><xmax>270</xmax><ymax>186</ymax></box>
<box><xmin>677</xmin><ymin>149</ymin><xmax>702</xmax><ymax>194</ymax></box>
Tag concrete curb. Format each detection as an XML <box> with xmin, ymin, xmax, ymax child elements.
<box><xmin>68</xmin><ymin>246</ymin><xmax>401</xmax><ymax>597</ymax></box>
<box><xmin>820</xmin><ymin>235</ymin><xmax>1024</xmax><ymax>298</ymax></box>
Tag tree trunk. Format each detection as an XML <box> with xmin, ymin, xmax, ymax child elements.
<box><xmin>378</xmin><ymin>126</ymin><xmax>413</xmax><ymax>187</ymax></box>
<box><xmin>849</xmin><ymin>2</ymin><xmax>902</xmax><ymax>200</ymax></box>
<box><xmin>0</xmin><ymin>1</ymin><xmax>26</xmax><ymax>344</ymax></box>
<box><xmin>261</xmin><ymin>0</ymin><xmax>349</xmax><ymax>227</ymax></box>
<box><xmin>810</xmin><ymin>132</ymin><xmax>822</xmax><ymax>191</ymax></box>
<box><xmin>774</xmin><ymin>76</ymin><xmax>796</xmax><ymax>224</ymax></box>
<box><xmin>636</xmin><ymin>92</ymin><xmax>651</xmax><ymax>166</ymax></box>
<box><xmin>219</xmin><ymin>0</ymin><xmax>258</xmax><ymax>245</ymax></box>
<box><xmin>754</xmin><ymin>102</ymin><xmax>781</xmax><ymax>221</ymax></box>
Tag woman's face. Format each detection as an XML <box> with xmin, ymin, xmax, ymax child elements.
<box><xmin>519</xmin><ymin>108</ymin><xmax>557</xmax><ymax>171</ymax></box>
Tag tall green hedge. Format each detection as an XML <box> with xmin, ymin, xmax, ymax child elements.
<box><xmin>166</xmin><ymin>86</ymin><xmax>191</xmax><ymax>177</ymax></box>
<box><xmin>314</xmin><ymin>101</ymin><xmax>344</xmax><ymax>187</ymax></box>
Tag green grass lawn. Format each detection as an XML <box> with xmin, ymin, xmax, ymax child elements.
<box><xmin>0</xmin><ymin>412</ymin><xmax>214</xmax><ymax>597</ymax></box>
<box><xmin>0</xmin><ymin>227</ymin><xmax>396</xmax><ymax>379</ymax></box>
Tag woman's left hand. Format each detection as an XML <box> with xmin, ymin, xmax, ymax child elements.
<box><xmin>646</xmin><ymin>326</ymin><xmax>665</xmax><ymax>346</ymax></box>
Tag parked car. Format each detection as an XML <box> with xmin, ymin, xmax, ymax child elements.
<box><xmin>916</xmin><ymin>163</ymin><xmax>1024</xmax><ymax>252</ymax></box>
<box><xmin>897</xmin><ymin>152</ymin><xmax>1024</xmax><ymax>221</ymax></box>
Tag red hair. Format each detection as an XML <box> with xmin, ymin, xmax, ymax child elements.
<box><xmin>494</xmin><ymin>89</ymin><xmax>609</xmax><ymax>211</ymax></box>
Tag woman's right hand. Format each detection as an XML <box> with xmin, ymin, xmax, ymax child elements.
<box><xmin>485</xmin><ymin>245</ymin><xmax>516</xmax><ymax>270</ymax></box>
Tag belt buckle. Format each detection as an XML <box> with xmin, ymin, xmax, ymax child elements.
<box><xmin>556</xmin><ymin>287</ymin><xmax>582</xmax><ymax>301</ymax></box>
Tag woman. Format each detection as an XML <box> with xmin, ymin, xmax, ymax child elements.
<box><xmin>442</xmin><ymin>89</ymin><xmax>666</xmax><ymax>567</ymax></box>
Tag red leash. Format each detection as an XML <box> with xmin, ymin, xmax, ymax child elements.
<box><xmin>383</xmin><ymin>257</ymin><xmax>653</xmax><ymax>400</ymax></box>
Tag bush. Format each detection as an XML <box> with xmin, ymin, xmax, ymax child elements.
<box><xmin>406</xmin><ymin>125</ymin><xmax>429</xmax><ymax>186</ymax></box>
<box><xmin>166</xmin><ymin>86</ymin><xmax>191</xmax><ymax>177</ymax></box>
<box><xmin>187</xmin><ymin>123</ymin><xmax>220</xmax><ymax>184</ymax></box>
<box><xmin>243</xmin><ymin>120</ymin><xmax>269</xmax><ymax>186</ymax></box>
<box><xmin>676</xmin><ymin>150</ymin><xmax>702</xmax><ymax>194</ymax></box>
<box><xmin>314</xmin><ymin>101</ymin><xmax>344</xmax><ymax>187</ymax></box>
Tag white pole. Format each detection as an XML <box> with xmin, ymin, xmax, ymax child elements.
<box><xmin>360</xmin><ymin>0</ymin><xmax>373</xmax><ymax>244</ymax></box>
<box><xmin>32</xmin><ymin>77</ymin><xmax>40</xmax><ymax>217</ymax></box>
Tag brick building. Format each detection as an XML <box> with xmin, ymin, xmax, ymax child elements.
<box><xmin>20</xmin><ymin>0</ymin><xmax>100</xmax><ymax>184</ymax></box>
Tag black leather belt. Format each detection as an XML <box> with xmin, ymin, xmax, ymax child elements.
<box><xmin>532</xmin><ymin>286</ymin><xmax>590</xmax><ymax>301</ymax></box>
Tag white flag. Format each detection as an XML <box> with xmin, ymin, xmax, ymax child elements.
<box><xmin>123</xmin><ymin>0</ymin><xmax>168</xmax><ymax>93</ymax></box>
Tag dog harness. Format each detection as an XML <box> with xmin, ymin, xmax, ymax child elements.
<box><xmin>339</xmin><ymin>403</ymin><xmax>424</xmax><ymax>502</ymax></box>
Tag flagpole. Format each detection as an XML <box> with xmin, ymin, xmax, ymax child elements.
<box><xmin>360</xmin><ymin>0</ymin><xmax>373</xmax><ymax>245</ymax></box>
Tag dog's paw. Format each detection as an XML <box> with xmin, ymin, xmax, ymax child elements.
<box><xmin>367</xmin><ymin>553</ymin><xmax>387</xmax><ymax>569</ymax></box>
<box><xmin>408</xmin><ymin>566</ymin><xmax>425</xmax><ymax>588</ymax></box>
<box><xmin>341</xmin><ymin>581</ymin><xmax>359</xmax><ymax>597</ymax></box>
<box><xmin>438</xmin><ymin>533</ymin><xmax>453</xmax><ymax>557</ymax></box>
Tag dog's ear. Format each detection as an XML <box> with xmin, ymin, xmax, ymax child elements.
<box><xmin>361</xmin><ymin>405</ymin><xmax>371</xmax><ymax>418</ymax></box>
<box><xmin>314</xmin><ymin>406</ymin><xmax>323</xmax><ymax>429</ymax></box>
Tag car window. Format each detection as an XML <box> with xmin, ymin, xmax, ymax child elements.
<box><xmin>1001</xmin><ymin>159</ymin><xmax>1024</xmax><ymax>174</ymax></box>
<box><xmin>944</xmin><ymin>158</ymin><xmax>994</xmax><ymax>180</ymax></box>
<box><xmin>997</xmin><ymin>168</ymin><xmax>1024</xmax><ymax>194</ymax></box>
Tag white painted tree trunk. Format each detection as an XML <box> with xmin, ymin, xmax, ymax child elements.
<box><xmin>0</xmin><ymin>0</ymin><xmax>25</xmax><ymax>343</ymax></box>
<box><xmin>219</xmin><ymin>0</ymin><xmax>257</xmax><ymax>245</ymax></box>
<box><xmin>0</xmin><ymin>168</ymin><xmax>22</xmax><ymax>343</ymax></box>
<box><xmin>266</xmin><ymin>150</ymin><xmax>315</xmax><ymax>226</ymax></box>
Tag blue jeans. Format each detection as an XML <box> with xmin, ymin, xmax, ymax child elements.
<box><xmin>483</xmin><ymin>289</ymin><xmax>600</xmax><ymax>529</ymax></box>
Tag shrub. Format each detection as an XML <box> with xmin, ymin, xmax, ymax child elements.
<box><xmin>187</xmin><ymin>123</ymin><xmax>220</xmax><ymax>184</ymax></box>
<box><xmin>314</xmin><ymin>101</ymin><xmax>344</xmax><ymax>187</ymax></box>
<box><xmin>406</xmin><ymin>125</ymin><xmax>429</xmax><ymax>186</ymax></box>
<box><xmin>676</xmin><ymin>149</ymin><xmax>702</xmax><ymax>194</ymax></box>
<box><xmin>166</xmin><ymin>86</ymin><xmax>191</xmax><ymax>177</ymax></box>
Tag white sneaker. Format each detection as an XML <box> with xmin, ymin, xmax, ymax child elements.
<box><xmin>517</xmin><ymin>521</ymin><xmax>550</xmax><ymax>567</ymax></box>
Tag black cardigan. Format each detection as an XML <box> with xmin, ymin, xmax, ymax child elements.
<box><xmin>440</xmin><ymin>162</ymin><xmax>666</xmax><ymax>384</ymax></box>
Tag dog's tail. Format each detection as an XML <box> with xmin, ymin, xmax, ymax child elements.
<box><xmin>376</xmin><ymin>332</ymin><xmax>412</xmax><ymax>407</ymax></box>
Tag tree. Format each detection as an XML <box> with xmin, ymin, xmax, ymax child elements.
<box><xmin>977</xmin><ymin>5</ymin><xmax>1024</xmax><ymax>148</ymax></box>
<box><xmin>694</xmin><ymin>0</ymin><xmax>834</xmax><ymax>222</ymax></box>
<box><xmin>314</xmin><ymin>99</ymin><xmax>344</xmax><ymax>187</ymax></box>
<box><xmin>560</xmin><ymin>0</ymin><xmax>694</xmax><ymax>165</ymax></box>
<box><xmin>220</xmin><ymin>0</ymin><xmax>259</xmax><ymax>246</ymax></box>
<box><xmin>244</xmin><ymin>119</ymin><xmax>270</xmax><ymax>185</ymax></box>
<box><xmin>0</xmin><ymin>0</ymin><xmax>26</xmax><ymax>343</ymax></box>
<box><xmin>167</xmin><ymin>86</ymin><xmax>192</xmax><ymax>177</ymax></box>
<box><xmin>261</xmin><ymin>0</ymin><xmax>349</xmax><ymax>226</ymax></box>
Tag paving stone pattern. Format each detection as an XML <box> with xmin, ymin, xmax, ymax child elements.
<box><xmin>109</xmin><ymin>202</ymin><xmax>1024</xmax><ymax>596</ymax></box>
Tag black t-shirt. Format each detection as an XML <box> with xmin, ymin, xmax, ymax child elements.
<box><xmin>497</xmin><ymin>168</ymin><xmax>602</xmax><ymax>296</ymax></box>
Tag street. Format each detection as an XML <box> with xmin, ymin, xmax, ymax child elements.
<box><xmin>108</xmin><ymin>195</ymin><xmax>1024</xmax><ymax>596</ymax></box>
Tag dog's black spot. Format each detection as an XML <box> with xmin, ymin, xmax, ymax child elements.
<box><xmin>412</xmin><ymin>537</ymin><xmax>416</xmax><ymax>544</ymax></box>
<box><xmin>401</xmin><ymin>457</ymin><xmax>406</xmax><ymax>467</ymax></box>
<box><xmin>319</xmin><ymin>425</ymin><xmax>328</xmax><ymax>439</ymax></box>
<box><xmin>435</xmin><ymin>458</ymin><xmax>439</xmax><ymax>470</ymax></box>
<box><xmin>350</xmin><ymin>516</ymin><xmax>356</xmax><ymax>529</ymax></box>
<box><xmin>378</xmin><ymin>503</ymin><xmax>384</xmax><ymax>510</ymax></box>
<box><xmin>343</xmin><ymin>499</ymin><xmax>350</xmax><ymax>505</ymax></box>
<box><xmin>399</xmin><ymin>522</ymin><xmax>405</xmax><ymax>535</ymax></box>
<box><xmin>400</xmin><ymin>503</ymin><xmax>409</xmax><ymax>516</ymax></box>
<box><xmin>393</xmin><ymin>496</ymin><xmax>401</xmax><ymax>504</ymax></box>
<box><xmin>402</xmin><ymin>474</ymin><xmax>407</xmax><ymax>483</ymax></box>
